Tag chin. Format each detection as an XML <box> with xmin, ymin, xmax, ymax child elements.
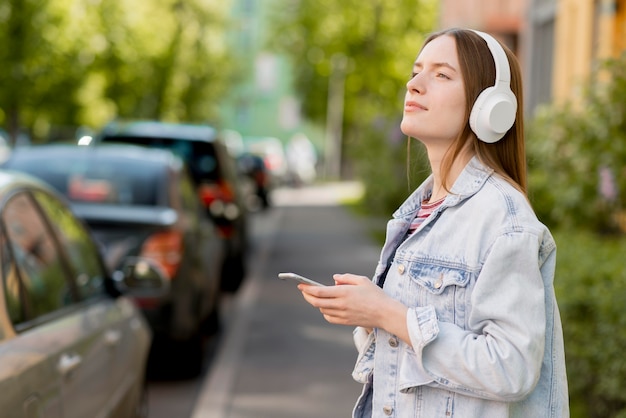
<box><xmin>400</xmin><ymin>121</ymin><xmax>415</xmax><ymax>137</ymax></box>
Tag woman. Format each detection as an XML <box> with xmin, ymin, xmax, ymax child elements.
<box><xmin>298</xmin><ymin>28</ymin><xmax>569</xmax><ymax>417</ymax></box>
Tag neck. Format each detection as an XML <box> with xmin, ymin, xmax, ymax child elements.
<box><xmin>426</xmin><ymin>142</ymin><xmax>474</xmax><ymax>202</ymax></box>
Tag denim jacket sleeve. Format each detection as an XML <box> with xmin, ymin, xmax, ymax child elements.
<box><xmin>406</xmin><ymin>230</ymin><xmax>548</xmax><ymax>401</ymax></box>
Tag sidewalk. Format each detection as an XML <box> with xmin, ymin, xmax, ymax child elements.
<box><xmin>191</xmin><ymin>182</ymin><xmax>381</xmax><ymax>418</ymax></box>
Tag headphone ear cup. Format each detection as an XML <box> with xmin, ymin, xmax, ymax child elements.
<box><xmin>469</xmin><ymin>85</ymin><xmax>517</xmax><ymax>143</ymax></box>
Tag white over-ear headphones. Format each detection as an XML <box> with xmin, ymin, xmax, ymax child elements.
<box><xmin>469</xmin><ymin>30</ymin><xmax>518</xmax><ymax>143</ymax></box>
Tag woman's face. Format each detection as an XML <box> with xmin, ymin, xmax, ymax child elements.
<box><xmin>400</xmin><ymin>35</ymin><xmax>467</xmax><ymax>147</ymax></box>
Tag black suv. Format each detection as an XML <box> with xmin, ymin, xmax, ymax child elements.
<box><xmin>96</xmin><ymin>120</ymin><xmax>249</xmax><ymax>292</ymax></box>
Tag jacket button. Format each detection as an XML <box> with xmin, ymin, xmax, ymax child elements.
<box><xmin>383</xmin><ymin>405</ymin><xmax>393</xmax><ymax>415</ymax></box>
<box><xmin>397</xmin><ymin>264</ymin><xmax>405</xmax><ymax>274</ymax></box>
<box><xmin>434</xmin><ymin>273</ymin><xmax>443</xmax><ymax>289</ymax></box>
<box><xmin>388</xmin><ymin>337</ymin><xmax>398</xmax><ymax>347</ymax></box>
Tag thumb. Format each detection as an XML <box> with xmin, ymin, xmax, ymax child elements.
<box><xmin>333</xmin><ymin>273</ymin><xmax>368</xmax><ymax>285</ymax></box>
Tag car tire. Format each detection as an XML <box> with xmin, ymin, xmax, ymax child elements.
<box><xmin>202</xmin><ymin>299</ymin><xmax>221</xmax><ymax>336</ymax></box>
<box><xmin>220</xmin><ymin>253</ymin><xmax>246</xmax><ymax>293</ymax></box>
<box><xmin>178</xmin><ymin>333</ymin><xmax>204</xmax><ymax>378</ymax></box>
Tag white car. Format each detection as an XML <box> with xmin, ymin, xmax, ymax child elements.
<box><xmin>0</xmin><ymin>170</ymin><xmax>165</xmax><ymax>417</ymax></box>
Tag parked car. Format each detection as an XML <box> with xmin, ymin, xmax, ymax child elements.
<box><xmin>236</xmin><ymin>151</ymin><xmax>272</xmax><ymax>210</ymax></box>
<box><xmin>2</xmin><ymin>143</ymin><xmax>224</xmax><ymax>376</ymax></box>
<box><xmin>0</xmin><ymin>169</ymin><xmax>164</xmax><ymax>417</ymax></box>
<box><xmin>242</xmin><ymin>136</ymin><xmax>289</xmax><ymax>186</ymax></box>
<box><xmin>95</xmin><ymin>120</ymin><xmax>249</xmax><ymax>292</ymax></box>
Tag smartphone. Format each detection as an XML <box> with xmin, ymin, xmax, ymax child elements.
<box><xmin>278</xmin><ymin>272</ymin><xmax>326</xmax><ymax>287</ymax></box>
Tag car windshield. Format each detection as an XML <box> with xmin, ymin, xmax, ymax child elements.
<box><xmin>100</xmin><ymin>136</ymin><xmax>219</xmax><ymax>183</ymax></box>
<box><xmin>9</xmin><ymin>155</ymin><xmax>162</xmax><ymax>206</ymax></box>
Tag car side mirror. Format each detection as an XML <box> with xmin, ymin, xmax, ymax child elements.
<box><xmin>113</xmin><ymin>257</ymin><xmax>169</xmax><ymax>297</ymax></box>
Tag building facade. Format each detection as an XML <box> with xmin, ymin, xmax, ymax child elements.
<box><xmin>440</xmin><ymin>0</ymin><xmax>625</xmax><ymax>115</ymax></box>
<box><xmin>551</xmin><ymin>0</ymin><xmax>626</xmax><ymax>105</ymax></box>
<box><xmin>439</xmin><ymin>0</ymin><xmax>534</xmax><ymax>111</ymax></box>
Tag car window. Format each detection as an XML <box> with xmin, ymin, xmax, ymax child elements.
<box><xmin>32</xmin><ymin>190</ymin><xmax>106</xmax><ymax>301</ymax></box>
<box><xmin>0</xmin><ymin>192</ymin><xmax>75</xmax><ymax>328</ymax></box>
<box><xmin>100</xmin><ymin>135</ymin><xmax>220</xmax><ymax>183</ymax></box>
<box><xmin>6</xmin><ymin>155</ymin><xmax>162</xmax><ymax>206</ymax></box>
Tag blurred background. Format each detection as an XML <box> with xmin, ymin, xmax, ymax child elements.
<box><xmin>1</xmin><ymin>0</ymin><xmax>626</xmax><ymax>417</ymax></box>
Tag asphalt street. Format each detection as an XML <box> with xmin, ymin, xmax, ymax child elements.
<box><xmin>190</xmin><ymin>181</ymin><xmax>382</xmax><ymax>418</ymax></box>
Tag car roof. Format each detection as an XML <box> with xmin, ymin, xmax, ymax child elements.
<box><xmin>100</xmin><ymin>120</ymin><xmax>218</xmax><ymax>143</ymax></box>
<box><xmin>7</xmin><ymin>143</ymin><xmax>184</xmax><ymax>170</ymax></box>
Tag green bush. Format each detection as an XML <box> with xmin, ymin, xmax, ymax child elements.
<box><xmin>525</xmin><ymin>54</ymin><xmax>626</xmax><ymax>416</ymax></box>
<box><xmin>527</xmin><ymin>54</ymin><xmax>626</xmax><ymax>234</ymax></box>
<box><xmin>553</xmin><ymin>230</ymin><xmax>626</xmax><ymax>417</ymax></box>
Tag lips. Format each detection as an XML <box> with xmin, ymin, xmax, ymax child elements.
<box><xmin>404</xmin><ymin>100</ymin><xmax>426</xmax><ymax>111</ymax></box>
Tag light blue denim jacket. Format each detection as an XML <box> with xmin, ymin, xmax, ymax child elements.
<box><xmin>351</xmin><ymin>157</ymin><xmax>569</xmax><ymax>417</ymax></box>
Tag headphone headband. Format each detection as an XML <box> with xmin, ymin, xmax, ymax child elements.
<box><xmin>471</xmin><ymin>30</ymin><xmax>511</xmax><ymax>86</ymax></box>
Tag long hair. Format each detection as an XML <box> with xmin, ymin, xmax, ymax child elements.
<box><xmin>419</xmin><ymin>28</ymin><xmax>527</xmax><ymax>195</ymax></box>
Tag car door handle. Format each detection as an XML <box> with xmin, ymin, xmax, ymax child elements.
<box><xmin>57</xmin><ymin>353</ymin><xmax>82</xmax><ymax>376</ymax></box>
<box><xmin>104</xmin><ymin>329</ymin><xmax>121</xmax><ymax>347</ymax></box>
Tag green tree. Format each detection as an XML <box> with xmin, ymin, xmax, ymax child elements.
<box><xmin>0</xmin><ymin>0</ymin><xmax>90</xmax><ymax>143</ymax></box>
<box><xmin>93</xmin><ymin>0</ymin><xmax>238</xmax><ymax>124</ymax></box>
<box><xmin>267</xmin><ymin>0</ymin><xmax>438</xmax><ymax>214</ymax></box>
<box><xmin>0</xmin><ymin>0</ymin><xmax>238</xmax><ymax>143</ymax></box>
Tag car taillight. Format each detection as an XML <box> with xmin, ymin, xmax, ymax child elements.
<box><xmin>199</xmin><ymin>181</ymin><xmax>230</xmax><ymax>207</ymax></box>
<box><xmin>140</xmin><ymin>230</ymin><xmax>183</xmax><ymax>280</ymax></box>
<box><xmin>199</xmin><ymin>181</ymin><xmax>241</xmax><ymax>224</ymax></box>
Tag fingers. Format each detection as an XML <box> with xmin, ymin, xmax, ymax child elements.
<box><xmin>300</xmin><ymin>287</ymin><xmax>342</xmax><ymax>309</ymax></box>
<box><xmin>296</xmin><ymin>274</ymin><xmax>376</xmax><ymax>328</ymax></box>
<box><xmin>333</xmin><ymin>273</ymin><xmax>370</xmax><ymax>285</ymax></box>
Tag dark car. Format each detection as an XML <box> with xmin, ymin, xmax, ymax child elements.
<box><xmin>95</xmin><ymin>121</ymin><xmax>249</xmax><ymax>292</ymax></box>
<box><xmin>237</xmin><ymin>151</ymin><xmax>272</xmax><ymax>210</ymax></box>
<box><xmin>0</xmin><ymin>169</ymin><xmax>165</xmax><ymax>416</ymax></box>
<box><xmin>2</xmin><ymin>144</ymin><xmax>223</xmax><ymax>376</ymax></box>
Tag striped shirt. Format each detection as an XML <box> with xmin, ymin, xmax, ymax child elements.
<box><xmin>407</xmin><ymin>196</ymin><xmax>445</xmax><ymax>235</ymax></box>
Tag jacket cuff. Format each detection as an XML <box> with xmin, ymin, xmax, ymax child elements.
<box><xmin>353</xmin><ymin>326</ymin><xmax>371</xmax><ymax>354</ymax></box>
<box><xmin>352</xmin><ymin>327</ymin><xmax>376</xmax><ymax>384</ymax></box>
<box><xmin>407</xmin><ymin>305</ymin><xmax>439</xmax><ymax>349</ymax></box>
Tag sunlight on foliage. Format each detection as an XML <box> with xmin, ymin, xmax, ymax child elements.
<box><xmin>0</xmin><ymin>0</ymin><xmax>238</xmax><ymax>143</ymax></box>
<box><xmin>267</xmin><ymin>0</ymin><xmax>438</xmax><ymax>215</ymax></box>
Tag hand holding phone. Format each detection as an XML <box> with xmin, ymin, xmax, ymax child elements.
<box><xmin>278</xmin><ymin>272</ymin><xmax>326</xmax><ymax>287</ymax></box>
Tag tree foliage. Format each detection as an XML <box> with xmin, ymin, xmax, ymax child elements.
<box><xmin>0</xmin><ymin>0</ymin><xmax>238</xmax><ymax>144</ymax></box>
<box><xmin>267</xmin><ymin>0</ymin><xmax>438</xmax><ymax>214</ymax></box>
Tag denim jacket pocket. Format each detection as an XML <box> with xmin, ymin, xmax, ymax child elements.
<box><xmin>408</xmin><ymin>263</ymin><xmax>471</xmax><ymax>295</ymax></box>
<box><xmin>407</xmin><ymin>263</ymin><xmax>472</xmax><ymax>326</ymax></box>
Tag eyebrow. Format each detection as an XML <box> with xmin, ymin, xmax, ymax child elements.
<box><xmin>414</xmin><ymin>62</ymin><xmax>458</xmax><ymax>72</ymax></box>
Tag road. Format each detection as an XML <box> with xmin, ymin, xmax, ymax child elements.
<box><xmin>145</xmin><ymin>181</ymin><xmax>379</xmax><ymax>418</ymax></box>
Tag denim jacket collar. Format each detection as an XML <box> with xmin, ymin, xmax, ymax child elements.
<box><xmin>392</xmin><ymin>156</ymin><xmax>494</xmax><ymax>219</ymax></box>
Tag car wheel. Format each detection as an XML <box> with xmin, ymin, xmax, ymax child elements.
<box><xmin>201</xmin><ymin>296</ymin><xmax>221</xmax><ymax>336</ymax></box>
<box><xmin>178</xmin><ymin>333</ymin><xmax>205</xmax><ymax>378</ymax></box>
<box><xmin>259</xmin><ymin>189</ymin><xmax>271</xmax><ymax>209</ymax></box>
<box><xmin>220</xmin><ymin>252</ymin><xmax>246</xmax><ymax>293</ymax></box>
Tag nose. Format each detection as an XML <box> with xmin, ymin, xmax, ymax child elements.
<box><xmin>406</xmin><ymin>73</ymin><xmax>422</xmax><ymax>94</ymax></box>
